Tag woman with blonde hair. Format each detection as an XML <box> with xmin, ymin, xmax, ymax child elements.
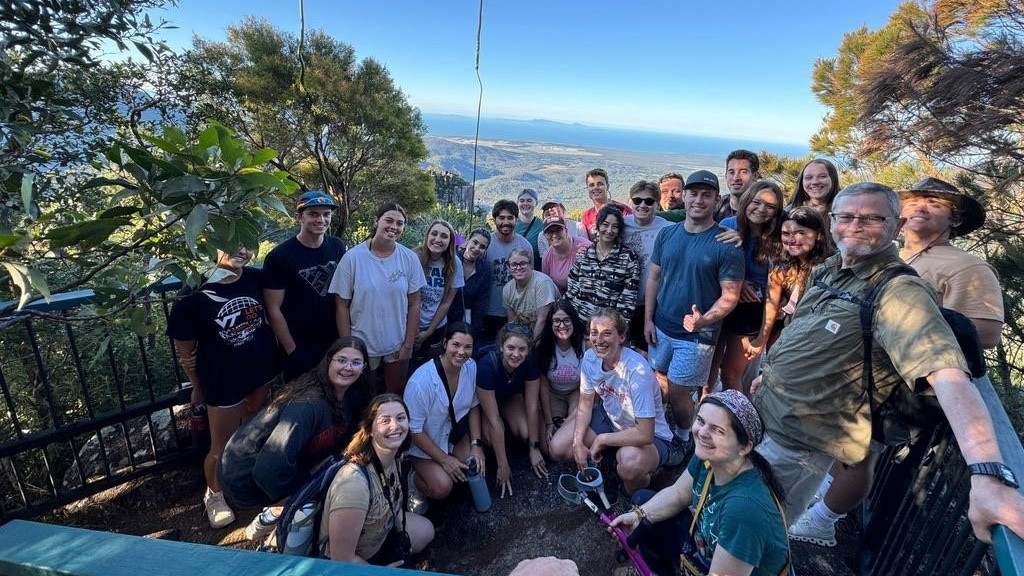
<box><xmin>412</xmin><ymin>219</ymin><xmax>464</xmax><ymax>366</ymax></box>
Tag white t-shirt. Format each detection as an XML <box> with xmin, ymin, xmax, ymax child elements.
<box><xmin>329</xmin><ymin>241</ymin><xmax>427</xmax><ymax>357</ymax></box>
<box><xmin>580</xmin><ymin>347</ymin><xmax>673</xmax><ymax>441</ymax></box>
<box><xmin>404</xmin><ymin>358</ymin><xmax>479</xmax><ymax>458</ymax></box>
<box><xmin>622</xmin><ymin>214</ymin><xmax>672</xmax><ymax>292</ymax></box>
<box><xmin>420</xmin><ymin>257</ymin><xmax>465</xmax><ymax>330</ymax></box>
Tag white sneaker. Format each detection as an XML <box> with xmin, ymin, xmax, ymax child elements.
<box><xmin>244</xmin><ymin>507</ymin><xmax>277</xmax><ymax>541</ymax></box>
<box><xmin>406</xmin><ymin>469</ymin><xmax>428</xmax><ymax>514</ymax></box>
<box><xmin>203</xmin><ymin>489</ymin><xmax>235</xmax><ymax>529</ymax></box>
<box><xmin>788</xmin><ymin>512</ymin><xmax>837</xmax><ymax>547</ymax></box>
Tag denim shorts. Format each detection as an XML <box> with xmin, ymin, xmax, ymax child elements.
<box><xmin>648</xmin><ymin>327</ymin><xmax>715</xmax><ymax>388</ymax></box>
<box><xmin>590</xmin><ymin>401</ymin><xmax>670</xmax><ymax>467</ymax></box>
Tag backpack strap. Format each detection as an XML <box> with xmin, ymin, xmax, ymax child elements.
<box><xmin>812</xmin><ymin>263</ymin><xmax>917</xmax><ymax>412</ymax></box>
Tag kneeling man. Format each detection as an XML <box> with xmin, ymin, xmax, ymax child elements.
<box><xmin>549</xmin><ymin>308</ymin><xmax>673</xmax><ymax>494</ymax></box>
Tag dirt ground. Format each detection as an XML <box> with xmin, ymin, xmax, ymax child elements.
<box><xmin>40</xmin><ymin>448</ymin><xmax>859</xmax><ymax>576</ymax></box>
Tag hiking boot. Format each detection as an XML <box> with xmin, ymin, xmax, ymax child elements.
<box><xmin>203</xmin><ymin>489</ymin><xmax>235</xmax><ymax>529</ymax></box>
<box><xmin>244</xmin><ymin>507</ymin><xmax>278</xmax><ymax>542</ymax></box>
<box><xmin>407</xmin><ymin>469</ymin><xmax>428</xmax><ymax>514</ymax></box>
<box><xmin>788</xmin><ymin>512</ymin><xmax>837</xmax><ymax>547</ymax></box>
<box><xmin>664</xmin><ymin>435</ymin><xmax>692</xmax><ymax>468</ymax></box>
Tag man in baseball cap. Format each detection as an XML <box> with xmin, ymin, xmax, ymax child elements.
<box><xmin>263</xmin><ymin>190</ymin><xmax>346</xmax><ymax>379</ymax></box>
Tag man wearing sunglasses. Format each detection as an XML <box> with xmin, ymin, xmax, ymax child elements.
<box><xmin>622</xmin><ymin>180</ymin><xmax>672</xmax><ymax>351</ymax></box>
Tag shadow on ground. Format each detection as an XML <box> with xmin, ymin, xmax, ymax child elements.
<box><xmin>43</xmin><ymin>447</ymin><xmax>862</xmax><ymax>576</ymax></box>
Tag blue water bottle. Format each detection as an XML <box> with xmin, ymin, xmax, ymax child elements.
<box><xmin>465</xmin><ymin>457</ymin><xmax>491</xmax><ymax>513</ymax></box>
<box><xmin>282</xmin><ymin>503</ymin><xmax>316</xmax><ymax>555</ymax></box>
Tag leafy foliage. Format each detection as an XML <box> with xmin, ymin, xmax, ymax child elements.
<box><xmin>176</xmin><ymin>18</ymin><xmax>433</xmax><ymax>238</ymax></box>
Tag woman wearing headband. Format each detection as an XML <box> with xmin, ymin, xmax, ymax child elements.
<box><xmin>610</xmin><ymin>390</ymin><xmax>790</xmax><ymax>576</ymax></box>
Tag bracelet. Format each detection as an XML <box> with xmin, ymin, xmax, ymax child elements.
<box><xmin>633</xmin><ymin>505</ymin><xmax>648</xmax><ymax>523</ymax></box>
<box><xmin>470</xmin><ymin>438</ymin><xmax>483</xmax><ymax>447</ymax></box>
<box><xmin>529</xmin><ymin>440</ymin><xmax>540</xmax><ymax>449</ymax></box>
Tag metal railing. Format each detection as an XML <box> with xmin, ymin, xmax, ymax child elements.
<box><xmin>863</xmin><ymin>375</ymin><xmax>1024</xmax><ymax>576</ymax></box>
<box><xmin>0</xmin><ymin>280</ymin><xmax>195</xmax><ymax>520</ymax></box>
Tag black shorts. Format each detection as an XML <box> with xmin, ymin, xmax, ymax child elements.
<box><xmin>722</xmin><ymin>302</ymin><xmax>765</xmax><ymax>337</ymax></box>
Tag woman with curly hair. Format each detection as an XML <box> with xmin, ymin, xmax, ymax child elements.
<box><xmin>566</xmin><ymin>204</ymin><xmax>640</xmax><ymax>325</ymax></box>
<box><xmin>219</xmin><ymin>337</ymin><xmax>370</xmax><ymax>541</ymax></box>
<box><xmin>320</xmin><ymin>393</ymin><xmax>434</xmax><ymax>565</ymax></box>
<box><xmin>712</xmin><ymin>181</ymin><xmax>785</xmax><ymax>394</ymax></box>
<box><xmin>744</xmin><ymin>206</ymin><xmax>835</xmax><ymax>357</ymax></box>
<box><xmin>412</xmin><ymin>220</ymin><xmax>464</xmax><ymax>367</ymax></box>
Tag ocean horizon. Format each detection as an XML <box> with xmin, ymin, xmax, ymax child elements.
<box><xmin>422</xmin><ymin>113</ymin><xmax>810</xmax><ymax>159</ymax></box>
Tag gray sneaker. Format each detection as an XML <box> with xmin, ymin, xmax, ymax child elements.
<box><xmin>407</xmin><ymin>469</ymin><xmax>428</xmax><ymax>514</ymax></box>
<box><xmin>788</xmin><ymin>512</ymin><xmax>837</xmax><ymax>547</ymax></box>
<box><xmin>664</xmin><ymin>436</ymin><xmax>692</xmax><ymax>468</ymax></box>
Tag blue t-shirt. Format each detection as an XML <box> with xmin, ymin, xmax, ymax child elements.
<box><xmin>720</xmin><ymin>216</ymin><xmax>769</xmax><ymax>292</ymax></box>
<box><xmin>650</xmin><ymin>223</ymin><xmax>744</xmax><ymax>343</ymax></box>
<box><xmin>475</xmin><ymin>346</ymin><xmax>541</xmax><ymax>399</ymax></box>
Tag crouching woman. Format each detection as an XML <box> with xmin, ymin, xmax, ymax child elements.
<box><xmin>320</xmin><ymin>394</ymin><xmax>434</xmax><ymax>565</ymax></box>
<box><xmin>611</xmin><ymin>390</ymin><xmax>791</xmax><ymax>576</ymax></box>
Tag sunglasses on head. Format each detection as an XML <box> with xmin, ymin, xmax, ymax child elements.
<box><xmin>631</xmin><ymin>197</ymin><xmax>657</xmax><ymax>206</ymax></box>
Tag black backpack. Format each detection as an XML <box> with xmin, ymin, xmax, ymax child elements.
<box><xmin>274</xmin><ymin>456</ymin><xmax>369</xmax><ymax>556</ymax></box>
<box><xmin>813</xmin><ymin>263</ymin><xmax>986</xmax><ymax>447</ymax></box>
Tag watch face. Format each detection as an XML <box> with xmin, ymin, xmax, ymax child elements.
<box><xmin>1001</xmin><ymin>466</ymin><xmax>1018</xmax><ymax>485</ymax></box>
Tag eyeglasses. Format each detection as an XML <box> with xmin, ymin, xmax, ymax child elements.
<box><xmin>332</xmin><ymin>356</ymin><xmax>365</xmax><ymax>369</ymax></box>
<box><xmin>631</xmin><ymin>197</ymin><xmax>657</xmax><ymax>206</ymax></box>
<box><xmin>509</xmin><ymin>260</ymin><xmax>530</xmax><ymax>269</ymax></box>
<box><xmin>830</xmin><ymin>212</ymin><xmax>888</xmax><ymax>226</ymax></box>
<box><xmin>552</xmin><ymin>317</ymin><xmax>573</xmax><ymax>326</ymax></box>
<box><xmin>505</xmin><ymin>323</ymin><xmax>532</xmax><ymax>335</ymax></box>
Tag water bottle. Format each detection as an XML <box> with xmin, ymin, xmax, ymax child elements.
<box><xmin>465</xmin><ymin>457</ymin><xmax>491</xmax><ymax>513</ymax></box>
<box><xmin>190</xmin><ymin>404</ymin><xmax>210</xmax><ymax>455</ymax></box>
<box><xmin>282</xmin><ymin>503</ymin><xmax>316</xmax><ymax>555</ymax></box>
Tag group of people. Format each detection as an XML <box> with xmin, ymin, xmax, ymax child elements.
<box><xmin>166</xmin><ymin>147</ymin><xmax>1024</xmax><ymax>572</ymax></box>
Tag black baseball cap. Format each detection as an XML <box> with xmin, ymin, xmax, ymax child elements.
<box><xmin>684</xmin><ymin>170</ymin><xmax>720</xmax><ymax>192</ymax></box>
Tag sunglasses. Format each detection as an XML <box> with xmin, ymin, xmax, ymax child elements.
<box><xmin>631</xmin><ymin>197</ymin><xmax>657</xmax><ymax>206</ymax></box>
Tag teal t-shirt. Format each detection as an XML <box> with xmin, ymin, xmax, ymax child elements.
<box><xmin>687</xmin><ymin>458</ymin><xmax>789</xmax><ymax>576</ymax></box>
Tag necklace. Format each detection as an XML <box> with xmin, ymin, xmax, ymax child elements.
<box><xmin>595</xmin><ymin>244</ymin><xmax>613</xmax><ymax>260</ymax></box>
<box><xmin>901</xmin><ymin>238</ymin><xmax>950</xmax><ymax>265</ymax></box>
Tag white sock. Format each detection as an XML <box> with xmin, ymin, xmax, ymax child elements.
<box><xmin>807</xmin><ymin>500</ymin><xmax>845</xmax><ymax>526</ymax></box>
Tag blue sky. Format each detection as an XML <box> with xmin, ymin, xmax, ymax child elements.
<box><xmin>154</xmin><ymin>0</ymin><xmax>903</xmax><ymax>146</ymax></box>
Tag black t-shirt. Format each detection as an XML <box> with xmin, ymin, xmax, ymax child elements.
<box><xmin>262</xmin><ymin>235</ymin><xmax>346</xmax><ymax>353</ymax></box>
<box><xmin>167</xmin><ymin>267</ymin><xmax>280</xmax><ymax>406</ymax></box>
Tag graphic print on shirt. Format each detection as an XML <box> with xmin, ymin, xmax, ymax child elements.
<box><xmin>298</xmin><ymin>261</ymin><xmax>338</xmax><ymax>296</ymax></box>
<box><xmin>623</xmin><ymin>231</ymin><xmax>649</xmax><ymax>272</ymax></box>
<box><xmin>214</xmin><ymin>296</ymin><xmax>265</xmax><ymax>347</ymax></box>
<box><xmin>594</xmin><ymin>378</ymin><xmax>630</xmax><ymax>414</ymax></box>
<box><xmin>492</xmin><ymin>257</ymin><xmax>512</xmax><ymax>289</ymax></box>
<box><xmin>422</xmin><ymin>266</ymin><xmax>445</xmax><ymax>310</ymax></box>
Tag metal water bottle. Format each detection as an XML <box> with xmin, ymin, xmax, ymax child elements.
<box><xmin>282</xmin><ymin>503</ymin><xmax>316</xmax><ymax>555</ymax></box>
<box><xmin>465</xmin><ymin>457</ymin><xmax>491</xmax><ymax>513</ymax></box>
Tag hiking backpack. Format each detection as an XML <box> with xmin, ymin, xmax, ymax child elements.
<box><xmin>274</xmin><ymin>456</ymin><xmax>370</xmax><ymax>556</ymax></box>
<box><xmin>812</xmin><ymin>263</ymin><xmax>986</xmax><ymax>447</ymax></box>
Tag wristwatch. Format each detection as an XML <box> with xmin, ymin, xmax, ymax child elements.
<box><xmin>529</xmin><ymin>440</ymin><xmax>540</xmax><ymax>449</ymax></box>
<box><xmin>470</xmin><ymin>438</ymin><xmax>483</xmax><ymax>447</ymax></box>
<box><xmin>968</xmin><ymin>462</ymin><xmax>1019</xmax><ymax>488</ymax></box>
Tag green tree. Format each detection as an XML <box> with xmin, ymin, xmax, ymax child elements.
<box><xmin>812</xmin><ymin>0</ymin><xmax>1024</xmax><ymax>403</ymax></box>
<box><xmin>178</xmin><ymin>18</ymin><xmax>433</xmax><ymax>239</ymax></box>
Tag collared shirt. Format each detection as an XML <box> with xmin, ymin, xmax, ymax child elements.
<box><xmin>754</xmin><ymin>244</ymin><xmax>968</xmax><ymax>464</ymax></box>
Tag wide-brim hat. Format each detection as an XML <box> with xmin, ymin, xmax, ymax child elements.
<box><xmin>900</xmin><ymin>177</ymin><xmax>984</xmax><ymax>237</ymax></box>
